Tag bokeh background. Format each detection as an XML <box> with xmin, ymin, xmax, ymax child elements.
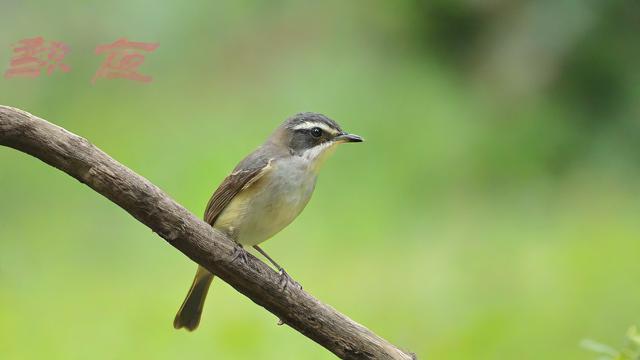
<box><xmin>1</xmin><ymin>1</ymin><xmax>639</xmax><ymax>359</ymax></box>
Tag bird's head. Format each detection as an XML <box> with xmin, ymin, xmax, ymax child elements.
<box><xmin>271</xmin><ymin>112</ymin><xmax>363</xmax><ymax>172</ymax></box>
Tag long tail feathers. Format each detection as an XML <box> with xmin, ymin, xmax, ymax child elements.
<box><xmin>173</xmin><ymin>266</ymin><xmax>214</xmax><ymax>331</ymax></box>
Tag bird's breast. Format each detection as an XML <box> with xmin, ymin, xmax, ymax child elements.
<box><xmin>215</xmin><ymin>156</ymin><xmax>317</xmax><ymax>246</ymax></box>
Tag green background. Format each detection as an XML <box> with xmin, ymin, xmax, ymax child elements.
<box><xmin>1</xmin><ymin>1</ymin><xmax>639</xmax><ymax>359</ymax></box>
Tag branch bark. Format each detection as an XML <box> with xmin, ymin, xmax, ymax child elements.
<box><xmin>0</xmin><ymin>105</ymin><xmax>416</xmax><ymax>360</ymax></box>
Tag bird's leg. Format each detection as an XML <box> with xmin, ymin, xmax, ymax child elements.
<box><xmin>253</xmin><ymin>245</ymin><xmax>302</xmax><ymax>291</ymax></box>
<box><xmin>253</xmin><ymin>244</ymin><xmax>283</xmax><ymax>270</ymax></box>
<box><xmin>231</xmin><ymin>242</ymin><xmax>250</xmax><ymax>265</ymax></box>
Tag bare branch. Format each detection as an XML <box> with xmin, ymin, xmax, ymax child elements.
<box><xmin>0</xmin><ymin>105</ymin><xmax>416</xmax><ymax>360</ymax></box>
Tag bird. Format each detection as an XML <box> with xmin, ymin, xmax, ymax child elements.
<box><xmin>173</xmin><ymin>112</ymin><xmax>363</xmax><ymax>331</ymax></box>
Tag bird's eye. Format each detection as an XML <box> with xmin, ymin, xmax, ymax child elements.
<box><xmin>310</xmin><ymin>127</ymin><xmax>322</xmax><ymax>138</ymax></box>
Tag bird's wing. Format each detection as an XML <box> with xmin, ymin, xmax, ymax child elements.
<box><xmin>203</xmin><ymin>158</ymin><xmax>273</xmax><ymax>226</ymax></box>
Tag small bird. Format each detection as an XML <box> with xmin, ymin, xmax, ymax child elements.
<box><xmin>173</xmin><ymin>112</ymin><xmax>363</xmax><ymax>331</ymax></box>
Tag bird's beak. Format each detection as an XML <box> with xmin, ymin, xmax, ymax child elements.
<box><xmin>334</xmin><ymin>133</ymin><xmax>364</xmax><ymax>143</ymax></box>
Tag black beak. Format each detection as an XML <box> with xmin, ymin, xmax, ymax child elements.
<box><xmin>335</xmin><ymin>133</ymin><xmax>364</xmax><ymax>143</ymax></box>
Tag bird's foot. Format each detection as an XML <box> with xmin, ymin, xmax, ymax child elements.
<box><xmin>278</xmin><ymin>268</ymin><xmax>302</xmax><ymax>291</ymax></box>
<box><xmin>231</xmin><ymin>244</ymin><xmax>250</xmax><ymax>265</ymax></box>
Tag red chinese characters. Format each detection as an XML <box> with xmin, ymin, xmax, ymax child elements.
<box><xmin>4</xmin><ymin>37</ymin><xmax>159</xmax><ymax>83</ymax></box>
<box><xmin>92</xmin><ymin>38</ymin><xmax>159</xmax><ymax>84</ymax></box>
<box><xmin>4</xmin><ymin>37</ymin><xmax>71</xmax><ymax>78</ymax></box>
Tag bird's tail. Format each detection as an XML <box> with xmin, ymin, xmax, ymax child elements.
<box><xmin>173</xmin><ymin>266</ymin><xmax>214</xmax><ymax>331</ymax></box>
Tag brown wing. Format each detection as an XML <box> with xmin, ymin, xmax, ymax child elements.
<box><xmin>203</xmin><ymin>160</ymin><xmax>272</xmax><ymax>226</ymax></box>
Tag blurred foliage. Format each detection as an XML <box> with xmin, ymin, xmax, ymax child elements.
<box><xmin>582</xmin><ymin>326</ymin><xmax>640</xmax><ymax>360</ymax></box>
<box><xmin>1</xmin><ymin>1</ymin><xmax>639</xmax><ymax>359</ymax></box>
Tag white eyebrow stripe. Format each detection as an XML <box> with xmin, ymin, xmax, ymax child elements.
<box><xmin>292</xmin><ymin>121</ymin><xmax>339</xmax><ymax>135</ymax></box>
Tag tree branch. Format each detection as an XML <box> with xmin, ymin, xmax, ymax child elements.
<box><xmin>0</xmin><ymin>105</ymin><xmax>416</xmax><ymax>360</ymax></box>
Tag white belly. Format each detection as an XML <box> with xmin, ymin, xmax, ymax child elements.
<box><xmin>214</xmin><ymin>157</ymin><xmax>317</xmax><ymax>246</ymax></box>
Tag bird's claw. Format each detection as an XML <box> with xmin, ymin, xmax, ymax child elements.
<box><xmin>275</xmin><ymin>269</ymin><xmax>299</xmax><ymax>325</ymax></box>
<box><xmin>278</xmin><ymin>268</ymin><xmax>302</xmax><ymax>291</ymax></box>
<box><xmin>231</xmin><ymin>244</ymin><xmax>250</xmax><ymax>265</ymax></box>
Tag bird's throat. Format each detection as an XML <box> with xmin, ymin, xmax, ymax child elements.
<box><xmin>301</xmin><ymin>141</ymin><xmax>339</xmax><ymax>173</ymax></box>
